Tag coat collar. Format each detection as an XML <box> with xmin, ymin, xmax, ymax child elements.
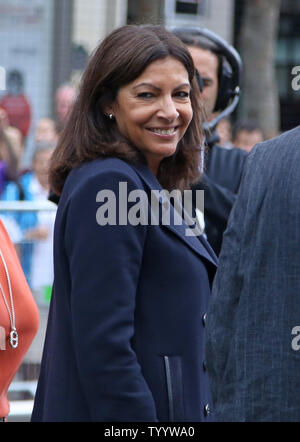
<box><xmin>130</xmin><ymin>162</ymin><xmax>218</xmax><ymax>270</ymax></box>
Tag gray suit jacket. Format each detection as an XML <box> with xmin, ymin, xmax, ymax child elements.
<box><xmin>206</xmin><ymin>126</ymin><xmax>300</xmax><ymax>421</ymax></box>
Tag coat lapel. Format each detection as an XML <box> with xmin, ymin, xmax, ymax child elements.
<box><xmin>131</xmin><ymin>163</ymin><xmax>218</xmax><ymax>268</ymax></box>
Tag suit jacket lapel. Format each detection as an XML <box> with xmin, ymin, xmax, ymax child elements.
<box><xmin>131</xmin><ymin>162</ymin><xmax>218</xmax><ymax>268</ymax></box>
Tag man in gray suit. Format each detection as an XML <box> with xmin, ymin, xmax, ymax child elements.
<box><xmin>205</xmin><ymin>126</ymin><xmax>300</xmax><ymax>421</ymax></box>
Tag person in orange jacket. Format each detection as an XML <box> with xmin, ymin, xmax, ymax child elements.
<box><xmin>0</xmin><ymin>220</ymin><xmax>39</xmax><ymax>422</ymax></box>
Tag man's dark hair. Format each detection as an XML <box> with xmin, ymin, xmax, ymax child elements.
<box><xmin>172</xmin><ymin>31</ymin><xmax>224</xmax><ymax>84</ymax></box>
<box><xmin>232</xmin><ymin>120</ymin><xmax>264</xmax><ymax>141</ymax></box>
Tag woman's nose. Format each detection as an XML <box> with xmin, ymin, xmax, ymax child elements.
<box><xmin>157</xmin><ymin>96</ymin><xmax>179</xmax><ymax>121</ymax></box>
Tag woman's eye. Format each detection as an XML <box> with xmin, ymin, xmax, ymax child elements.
<box><xmin>137</xmin><ymin>92</ymin><xmax>154</xmax><ymax>99</ymax></box>
<box><xmin>175</xmin><ymin>91</ymin><xmax>190</xmax><ymax>98</ymax></box>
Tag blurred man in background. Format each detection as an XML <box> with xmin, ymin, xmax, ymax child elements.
<box><xmin>0</xmin><ymin>70</ymin><xmax>31</xmax><ymax>140</ymax></box>
<box><xmin>174</xmin><ymin>28</ymin><xmax>247</xmax><ymax>255</ymax></box>
<box><xmin>232</xmin><ymin>120</ymin><xmax>264</xmax><ymax>152</ymax></box>
<box><xmin>35</xmin><ymin>117</ymin><xmax>58</xmax><ymax>145</ymax></box>
<box><xmin>55</xmin><ymin>83</ymin><xmax>77</xmax><ymax>133</ymax></box>
<box><xmin>216</xmin><ymin>117</ymin><xmax>233</xmax><ymax>149</ymax></box>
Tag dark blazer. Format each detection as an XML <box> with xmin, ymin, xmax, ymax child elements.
<box><xmin>206</xmin><ymin>126</ymin><xmax>300</xmax><ymax>421</ymax></box>
<box><xmin>193</xmin><ymin>143</ymin><xmax>248</xmax><ymax>255</ymax></box>
<box><xmin>206</xmin><ymin>143</ymin><xmax>247</xmax><ymax>194</ymax></box>
<box><xmin>31</xmin><ymin>157</ymin><xmax>217</xmax><ymax>422</ymax></box>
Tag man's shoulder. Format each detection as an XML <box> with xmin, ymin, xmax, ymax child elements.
<box><xmin>269</xmin><ymin>125</ymin><xmax>300</xmax><ymax>144</ymax></box>
<box><xmin>242</xmin><ymin>125</ymin><xmax>300</xmax><ymax>178</ymax></box>
<box><xmin>241</xmin><ymin>125</ymin><xmax>300</xmax><ymax>191</ymax></box>
<box><xmin>251</xmin><ymin>125</ymin><xmax>300</xmax><ymax>158</ymax></box>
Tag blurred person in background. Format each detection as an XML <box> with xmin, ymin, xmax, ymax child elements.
<box><xmin>18</xmin><ymin>140</ymin><xmax>55</xmax><ymax>289</ymax></box>
<box><xmin>4</xmin><ymin>126</ymin><xmax>24</xmax><ymax>171</ymax></box>
<box><xmin>35</xmin><ymin>117</ymin><xmax>58</xmax><ymax>145</ymax></box>
<box><xmin>1</xmin><ymin>141</ymin><xmax>56</xmax><ymax>285</ymax></box>
<box><xmin>215</xmin><ymin>117</ymin><xmax>233</xmax><ymax>149</ymax></box>
<box><xmin>0</xmin><ymin>70</ymin><xmax>31</xmax><ymax>140</ymax></box>
<box><xmin>55</xmin><ymin>83</ymin><xmax>77</xmax><ymax>134</ymax></box>
<box><xmin>18</xmin><ymin>141</ymin><xmax>56</xmax><ymax>378</ymax></box>
<box><xmin>0</xmin><ymin>107</ymin><xmax>24</xmax><ymax>249</ymax></box>
<box><xmin>173</xmin><ymin>28</ymin><xmax>247</xmax><ymax>255</ymax></box>
<box><xmin>232</xmin><ymin>119</ymin><xmax>264</xmax><ymax>152</ymax></box>
<box><xmin>31</xmin><ymin>24</ymin><xmax>217</xmax><ymax>422</ymax></box>
<box><xmin>1</xmin><ymin>141</ymin><xmax>55</xmax><ymax>380</ymax></box>
<box><xmin>22</xmin><ymin>141</ymin><xmax>55</xmax><ymax>248</ymax></box>
<box><xmin>0</xmin><ymin>107</ymin><xmax>23</xmax><ymax>197</ymax></box>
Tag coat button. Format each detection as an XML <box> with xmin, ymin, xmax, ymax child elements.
<box><xmin>202</xmin><ymin>313</ymin><xmax>207</xmax><ymax>326</ymax></box>
<box><xmin>204</xmin><ymin>403</ymin><xmax>210</xmax><ymax>417</ymax></box>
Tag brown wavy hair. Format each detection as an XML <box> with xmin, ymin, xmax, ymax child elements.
<box><xmin>49</xmin><ymin>25</ymin><xmax>205</xmax><ymax>194</ymax></box>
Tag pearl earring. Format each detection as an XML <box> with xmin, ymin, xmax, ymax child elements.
<box><xmin>108</xmin><ymin>113</ymin><xmax>114</xmax><ymax>120</ymax></box>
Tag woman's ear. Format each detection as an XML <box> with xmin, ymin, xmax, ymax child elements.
<box><xmin>103</xmin><ymin>106</ymin><xmax>111</xmax><ymax>117</ymax></box>
<box><xmin>103</xmin><ymin>104</ymin><xmax>115</xmax><ymax>120</ymax></box>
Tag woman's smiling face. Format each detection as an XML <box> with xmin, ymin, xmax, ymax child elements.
<box><xmin>108</xmin><ymin>56</ymin><xmax>193</xmax><ymax>175</ymax></box>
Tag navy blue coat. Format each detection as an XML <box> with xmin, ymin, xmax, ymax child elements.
<box><xmin>31</xmin><ymin>158</ymin><xmax>217</xmax><ymax>422</ymax></box>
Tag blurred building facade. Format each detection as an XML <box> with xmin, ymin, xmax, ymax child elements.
<box><xmin>0</xmin><ymin>0</ymin><xmax>299</xmax><ymax>159</ymax></box>
<box><xmin>234</xmin><ymin>0</ymin><xmax>300</xmax><ymax>133</ymax></box>
<box><xmin>72</xmin><ymin>0</ymin><xmax>300</xmax><ymax>133</ymax></box>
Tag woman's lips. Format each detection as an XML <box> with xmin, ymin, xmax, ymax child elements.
<box><xmin>146</xmin><ymin>126</ymin><xmax>179</xmax><ymax>137</ymax></box>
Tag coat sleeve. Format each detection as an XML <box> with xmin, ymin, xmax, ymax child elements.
<box><xmin>64</xmin><ymin>168</ymin><xmax>158</xmax><ymax>421</ymax></box>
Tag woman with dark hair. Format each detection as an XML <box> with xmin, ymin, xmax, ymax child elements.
<box><xmin>31</xmin><ymin>25</ymin><xmax>217</xmax><ymax>422</ymax></box>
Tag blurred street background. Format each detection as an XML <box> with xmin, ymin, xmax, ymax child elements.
<box><xmin>0</xmin><ymin>0</ymin><xmax>299</xmax><ymax>421</ymax></box>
